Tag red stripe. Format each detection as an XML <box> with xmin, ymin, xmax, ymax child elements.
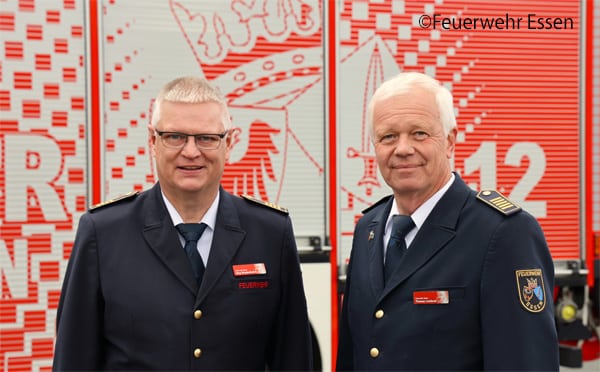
<box><xmin>14</xmin><ymin>71</ymin><xmax>32</xmax><ymax>89</ymax></box>
<box><xmin>44</xmin><ymin>83</ymin><xmax>59</xmax><ymax>98</ymax></box>
<box><xmin>68</xmin><ymin>168</ymin><xmax>84</xmax><ymax>183</ymax></box>
<box><xmin>26</xmin><ymin>25</ymin><xmax>42</xmax><ymax>40</ymax></box>
<box><xmin>0</xmin><ymin>90</ymin><xmax>11</xmax><ymax>110</ymax></box>
<box><xmin>71</xmin><ymin>97</ymin><xmax>85</xmax><ymax>110</ymax></box>
<box><xmin>52</xmin><ymin>111</ymin><xmax>68</xmax><ymax>127</ymax></box>
<box><xmin>57</xmin><ymin>140</ymin><xmax>76</xmax><ymax>156</ymax></box>
<box><xmin>62</xmin><ymin>67</ymin><xmax>76</xmax><ymax>82</ymax></box>
<box><xmin>54</xmin><ymin>39</ymin><xmax>68</xmax><ymax>53</ymax></box>
<box><xmin>584</xmin><ymin>0</ymin><xmax>594</xmax><ymax>288</ymax></box>
<box><xmin>19</xmin><ymin>0</ymin><xmax>34</xmax><ymax>11</ymax></box>
<box><xmin>90</xmin><ymin>0</ymin><xmax>102</xmax><ymax>204</ymax></box>
<box><xmin>46</xmin><ymin>10</ymin><xmax>60</xmax><ymax>23</ymax></box>
<box><xmin>5</xmin><ymin>41</ymin><xmax>24</xmax><ymax>59</ymax></box>
<box><xmin>326</xmin><ymin>1</ymin><xmax>338</xmax><ymax>369</ymax></box>
<box><xmin>35</xmin><ymin>54</ymin><xmax>51</xmax><ymax>70</ymax></box>
<box><xmin>71</xmin><ymin>25</ymin><xmax>83</xmax><ymax>38</ymax></box>
<box><xmin>22</xmin><ymin>100</ymin><xmax>40</xmax><ymax>117</ymax></box>
<box><xmin>0</xmin><ymin>12</ymin><xmax>15</xmax><ymax>30</ymax></box>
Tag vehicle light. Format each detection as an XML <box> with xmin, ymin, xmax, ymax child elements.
<box><xmin>556</xmin><ymin>299</ymin><xmax>578</xmax><ymax>323</ymax></box>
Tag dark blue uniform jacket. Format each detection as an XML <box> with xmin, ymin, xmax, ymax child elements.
<box><xmin>336</xmin><ymin>174</ymin><xmax>559</xmax><ymax>371</ymax></box>
<box><xmin>53</xmin><ymin>183</ymin><xmax>312</xmax><ymax>371</ymax></box>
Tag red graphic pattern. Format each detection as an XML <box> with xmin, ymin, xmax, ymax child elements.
<box><xmin>337</xmin><ymin>1</ymin><xmax>581</xmax><ymax>260</ymax></box>
<box><xmin>170</xmin><ymin>0</ymin><xmax>322</xmax><ymax>79</ymax></box>
<box><xmin>223</xmin><ymin>120</ymin><xmax>281</xmax><ymax>200</ymax></box>
<box><xmin>1</xmin><ymin>1</ymin><xmax>86</xmax><ymax>370</ymax></box>
<box><xmin>0</xmin><ymin>1</ymin><xmax>596</xmax><ymax>371</ymax></box>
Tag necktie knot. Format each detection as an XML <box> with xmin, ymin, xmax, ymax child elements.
<box><xmin>390</xmin><ymin>215</ymin><xmax>415</xmax><ymax>241</ymax></box>
<box><xmin>176</xmin><ymin>223</ymin><xmax>207</xmax><ymax>244</ymax></box>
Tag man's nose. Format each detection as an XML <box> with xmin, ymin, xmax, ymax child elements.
<box><xmin>181</xmin><ymin>136</ymin><xmax>201</xmax><ymax>155</ymax></box>
<box><xmin>393</xmin><ymin>135</ymin><xmax>414</xmax><ymax>154</ymax></box>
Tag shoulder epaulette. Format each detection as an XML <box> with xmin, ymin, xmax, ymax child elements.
<box><xmin>361</xmin><ymin>195</ymin><xmax>393</xmax><ymax>214</ymax></box>
<box><xmin>241</xmin><ymin>194</ymin><xmax>289</xmax><ymax>215</ymax></box>
<box><xmin>89</xmin><ymin>191</ymin><xmax>139</xmax><ymax>212</ymax></box>
<box><xmin>476</xmin><ymin>190</ymin><xmax>521</xmax><ymax>216</ymax></box>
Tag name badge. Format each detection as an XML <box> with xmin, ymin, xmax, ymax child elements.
<box><xmin>232</xmin><ymin>263</ymin><xmax>267</xmax><ymax>277</ymax></box>
<box><xmin>413</xmin><ymin>290</ymin><xmax>449</xmax><ymax>304</ymax></box>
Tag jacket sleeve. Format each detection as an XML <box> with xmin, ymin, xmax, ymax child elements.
<box><xmin>53</xmin><ymin>213</ymin><xmax>103</xmax><ymax>371</ymax></box>
<box><xmin>266</xmin><ymin>216</ymin><xmax>313</xmax><ymax>370</ymax></box>
<box><xmin>480</xmin><ymin>212</ymin><xmax>559</xmax><ymax>370</ymax></box>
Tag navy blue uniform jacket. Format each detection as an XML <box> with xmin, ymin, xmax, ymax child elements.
<box><xmin>53</xmin><ymin>183</ymin><xmax>312</xmax><ymax>371</ymax></box>
<box><xmin>336</xmin><ymin>174</ymin><xmax>559</xmax><ymax>371</ymax></box>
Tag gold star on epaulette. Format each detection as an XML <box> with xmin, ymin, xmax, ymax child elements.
<box><xmin>476</xmin><ymin>190</ymin><xmax>521</xmax><ymax>216</ymax></box>
<box><xmin>89</xmin><ymin>191</ymin><xmax>139</xmax><ymax>212</ymax></box>
<box><xmin>241</xmin><ymin>194</ymin><xmax>289</xmax><ymax>215</ymax></box>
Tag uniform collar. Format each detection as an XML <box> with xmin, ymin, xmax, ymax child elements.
<box><xmin>162</xmin><ymin>190</ymin><xmax>220</xmax><ymax>232</ymax></box>
<box><xmin>386</xmin><ymin>173</ymin><xmax>455</xmax><ymax>240</ymax></box>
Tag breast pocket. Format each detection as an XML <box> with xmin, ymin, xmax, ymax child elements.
<box><xmin>412</xmin><ymin>286</ymin><xmax>470</xmax><ymax>333</ymax></box>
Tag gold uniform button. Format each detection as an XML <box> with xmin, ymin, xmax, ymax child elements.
<box><xmin>374</xmin><ymin>309</ymin><xmax>384</xmax><ymax>319</ymax></box>
<box><xmin>193</xmin><ymin>348</ymin><xmax>202</xmax><ymax>358</ymax></box>
<box><xmin>193</xmin><ymin>310</ymin><xmax>202</xmax><ymax>319</ymax></box>
<box><xmin>370</xmin><ymin>347</ymin><xmax>379</xmax><ymax>358</ymax></box>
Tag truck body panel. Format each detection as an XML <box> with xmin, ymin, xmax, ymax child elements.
<box><xmin>0</xmin><ymin>0</ymin><xmax>598</xmax><ymax>370</ymax></box>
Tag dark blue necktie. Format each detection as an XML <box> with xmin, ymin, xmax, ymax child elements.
<box><xmin>176</xmin><ymin>223</ymin><xmax>207</xmax><ymax>287</ymax></box>
<box><xmin>384</xmin><ymin>215</ymin><xmax>415</xmax><ymax>283</ymax></box>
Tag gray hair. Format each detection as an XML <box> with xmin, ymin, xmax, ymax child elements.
<box><xmin>151</xmin><ymin>76</ymin><xmax>232</xmax><ymax>130</ymax></box>
<box><xmin>366</xmin><ymin>72</ymin><xmax>456</xmax><ymax>138</ymax></box>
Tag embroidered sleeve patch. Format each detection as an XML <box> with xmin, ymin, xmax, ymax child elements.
<box><xmin>516</xmin><ymin>269</ymin><xmax>546</xmax><ymax>313</ymax></box>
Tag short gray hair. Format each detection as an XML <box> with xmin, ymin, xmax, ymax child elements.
<box><xmin>151</xmin><ymin>76</ymin><xmax>232</xmax><ymax>130</ymax></box>
<box><xmin>366</xmin><ymin>72</ymin><xmax>456</xmax><ymax>138</ymax></box>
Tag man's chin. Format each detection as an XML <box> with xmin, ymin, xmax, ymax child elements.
<box><xmin>389</xmin><ymin>181</ymin><xmax>424</xmax><ymax>196</ymax></box>
<box><xmin>387</xmin><ymin>175</ymin><xmax>420</xmax><ymax>188</ymax></box>
<box><xmin>174</xmin><ymin>180</ymin><xmax>210</xmax><ymax>194</ymax></box>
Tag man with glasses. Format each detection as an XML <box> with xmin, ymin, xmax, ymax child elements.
<box><xmin>53</xmin><ymin>76</ymin><xmax>313</xmax><ymax>371</ymax></box>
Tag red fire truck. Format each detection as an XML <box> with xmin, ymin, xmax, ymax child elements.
<box><xmin>1</xmin><ymin>0</ymin><xmax>598</xmax><ymax>370</ymax></box>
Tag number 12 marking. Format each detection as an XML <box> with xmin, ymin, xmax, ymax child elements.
<box><xmin>463</xmin><ymin>141</ymin><xmax>547</xmax><ymax>218</ymax></box>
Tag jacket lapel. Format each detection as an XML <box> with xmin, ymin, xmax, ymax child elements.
<box><xmin>381</xmin><ymin>175</ymin><xmax>470</xmax><ymax>298</ymax></box>
<box><xmin>142</xmin><ymin>183</ymin><xmax>198</xmax><ymax>295</ymax></box>
<box><xmin>196</xmin><ymin>189</ymin><xmax>245</xmax><ymax>304</ymax></box>
<box><xmin>367</xmin><ymin>201</ymin><xmax>392</xmax><ymax>296</ymax></box>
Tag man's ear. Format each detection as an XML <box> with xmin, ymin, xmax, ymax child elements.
<box><xmin>224</xmin><ymin>127</ymin><xmax>240</xmax><ymax>163</ymax></box>
<box><xmin>148</xmin><ymin>124</ymin><xmax>157</xmax><ymax>155</ymax></box>
<box><xmin>446</xmin><ymin>127</ymin><xmax>458</xmax><ymax>158</ymax></box>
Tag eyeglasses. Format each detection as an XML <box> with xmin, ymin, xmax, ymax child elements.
<box><xmin>155</xmin><ymin>130</ymin><xmax>228</xmax><ymax>150</ymax></box>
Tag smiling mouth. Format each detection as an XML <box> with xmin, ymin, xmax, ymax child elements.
<box><xmin>179</xmin><ymin>166</ymin><xmax>204</xmax><ymax>171</ymax></box>
<box><xmin>394</xmin><ymin>164</ymin><xmax>417</xmax><ymax>169</ymax></box>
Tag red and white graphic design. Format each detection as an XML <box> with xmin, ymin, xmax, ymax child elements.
<box><xmin>170</xmin><ymin>0</ymin><xmax>321</xmax><ymax>66</ymax></box>
<box><xmin>336</xmin><ymin>1</ymin><xmax>582</xmax><ymax>262</ymax></box>
<box><xmin>1</xmin><ymin>1</ymin><xmax>86</xmax><ymax>371</ymax></box>
<box><xmin>0</xmin><ymin>0</ymin><xmax>596</xmax><ymax>370</ymax></box>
